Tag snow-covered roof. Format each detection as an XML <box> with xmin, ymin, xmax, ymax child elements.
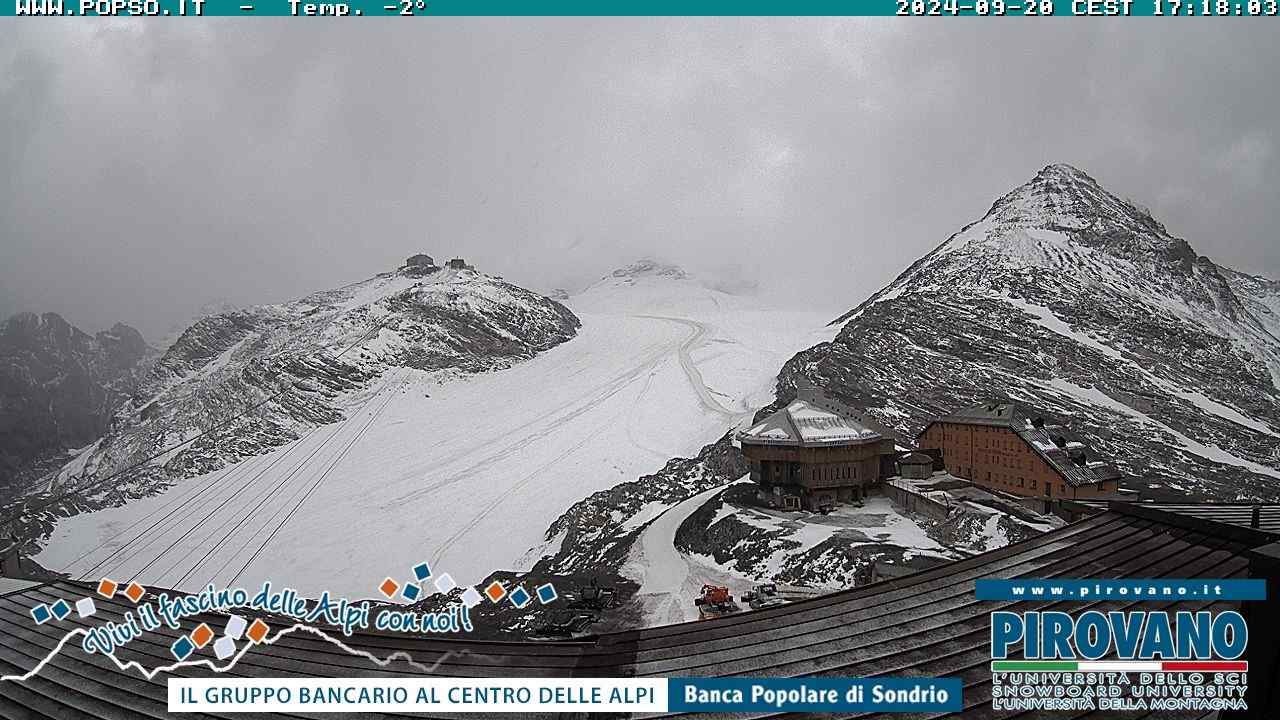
<box><xmin>738</xmin><ymin>389</ymin><xmax>887</xmax><ymax>447</ymax></box>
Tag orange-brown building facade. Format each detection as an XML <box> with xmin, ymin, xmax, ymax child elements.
<box><xmin>917</xmin><ymin>401</ymin><xmax>1122</xmax><ymax>500</ymax></box>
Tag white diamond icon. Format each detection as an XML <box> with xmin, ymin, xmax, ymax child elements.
<box><xmin>214</xmin><ymin>636</ymin><xmax>236</xmax><ymax>660</ymax></box>
<box><xmin>434</xmin><ymin>573</ymin><xmax>457</xmax><ymax>594</ymax></box>
<box><xmin>75</xmin><ymin>597</ymin><xmax>96</xmax><ymax>618</ymax></box>
<box><xmin>225</xmin><ymin>615</ymin><xmax>247</xmax><ymax>640</ymax></box>
<box><xmin>460</xmin><ymin>587</ymin><xmax>481</xmax><ymax>608</ymax></box>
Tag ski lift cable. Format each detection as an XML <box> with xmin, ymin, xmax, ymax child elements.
<box><xmin>112</xmin><ymin>360</ymin><xmax>403</xmax><ymax>587</ymax></box>
<box><xmin>0</xmin><ymin>321</ymin><xmax>388</xmax><ymax>532</ymax></box>
<box><xmin>198</xmin><ymin>398</ymin><xmax>392</xmax><ymax>589</ymax></box>
<box><xmin>98</xmin><ymin>357</ymin><xmax>408</xmax><ymax>586</ymax></box>
<box><xmin>131</xmin><ymin>366</ymin><xmax>406</xmax><ymax>588</ymax></box>
<box><xmin>165</xmin><ymin>374</ymin><xmax>400</xmax><ymax>588</ymax></box>
<box><xmin>224</xmin><ymin>371</ymin><xmax>411</xmax><ymax>588</ymax></box>
<box><xmin>223</xmin><ymin>370</ymin><xmax>410</xmax><ymax>588</ymax></box>
<box><xmin>64</xmin><ymin>415</ymin><xmax>325</xmax><ymax>576</ymax></box>
<box><xmin>222</xmin><ymin>376</ymin><xmax>407</xmax><ymax>589</ymax></box>
<box><xmin>145</xmin><ymin>428</ymin><xmax>348</xmax><ymax>586</ymax></box>
<box><xmin>122</xmin><ymin>416</ymin><xmax>350</xmax><ymax>586</ymax></box>
<box><xmin>63</xmin><ymin>457</ymin><xmax>256</xmax><ymax>576</ymax></box>
<box><xmin>75</xmin><ymin>425</ymin><xmax>322</xmax><ymax>581</ymax></box>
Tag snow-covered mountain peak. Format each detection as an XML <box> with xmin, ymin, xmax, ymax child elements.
<box><xmin>19</xmin><ymin>263</ymin><xmax>580</xmax><ymax>529</ymax></box>
<box><xmin>574</xmin><ymin>259</ymin><xmax>743</xmax><ymax>316</ymax></box>
<box><xmin>608</xmin><ymin>258</ymin><xmax>690</xmax><ymax>282</ymax></box>
<box><xmin>1037</xmin><ymin>162</ymin><xmax>1090</xmax><ymax>179</ymax></box>
<box><xmin>852</xmin><ymin>164</ymin><xmax>1247</xmax><ymax>328</ymax></box>
<box><xmin>799</xmin><ymin>166</ymin><xmax>1280</xmax><ymax>501</ymax></box>
<box><xmin>980</xmin><ymin>164</ymin><xmax>1169</xmax><ymax>250</ymax></box>
<box><xmin>1</xmin><ymin>312</ymin><xmax>156</xmax><ymax>495</ymax></box>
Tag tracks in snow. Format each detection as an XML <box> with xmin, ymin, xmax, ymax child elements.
<box><xmin>635</xmin><ymin>315</ymin><xmax>749</xmax><ymax>421</ymax></box>
<box><xmin>44</xmin><ymin>308</ymin><xmax>787</xmax><ymax>594</ymax></box>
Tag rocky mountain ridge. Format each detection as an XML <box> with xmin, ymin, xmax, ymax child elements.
<box><xmin>465</xmin><ymin>166</ymin><xmax>1280</xmax><ymax>634</ymax></box>
<box><xmin>603</xmin><ymin>258</ymin><xmax>690</xmax><ymax>284</ymax></box>
<box><xmin>804</xmin><ymin>164</ymin><xmax>1280</xmax><ymax>499</ymax></box>
<box><xmin>7</xmin><ymin>258</ymin><xmax>580</xmax><ymax>543</ymax></box>
<box><xmin>0</xmin><ymin>312</ymin><xmax>155</xmax><ymax>497</ymax></box>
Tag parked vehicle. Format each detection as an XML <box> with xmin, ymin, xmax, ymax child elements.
<box><xmin>694</xmin><ymin>584</ymin><xmax>741</xmax><ymax>619</ymax></box>
<box><xmin>568</xmin><ymin>578</ymin><xmax>616</xmax><ymax>610</ymax></box>
<box><xmin>533</xmin><ymin>610</ymin><xmax>596</xmax><ymax>638</ymax></box>
<box><xmin>741</xmin><ymin>583</ymin><xmax>789</xmax><ymax>610</ymax></box>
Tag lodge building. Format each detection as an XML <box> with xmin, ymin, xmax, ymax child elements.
<box><xmin>916</xmin><ymin>400</ymin><xmax>1122</xmax><ymax>500</ymax></box>
<box><xmin>737</xmin><ymin>387</ymin><xmax>897</xmax><ymax>511</ymax></box>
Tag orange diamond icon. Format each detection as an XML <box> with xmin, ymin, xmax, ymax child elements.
<box><xmin>484</xmin><ymin>581</ymin><xmax>507</xmax><ymax>602</ymax></box>
<box><xmin>97</xmin><ymin>579</ymin><xmax>118</xmax><ymax>599</ymax></box>
<box><xmin>246</xmin><ymin>619</ymin><xmax>269</xmax><ymax>644</ymax></box>
<box><xmin>123</xmin><ymin>582</ymin><xmax>145</xmax><ymax>603</ymax></box>
<box><xmin>378</xmin><ymin>578</ymin><xmax>399</xmax><ymax>599</ymax></box>
<box><xmin>191</xmin><ymin>623</ymin><xmax>215</xmax><ymax>648</ymax></box>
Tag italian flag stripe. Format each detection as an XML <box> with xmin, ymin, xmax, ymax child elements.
<box><xmin>992</xmin><ymin>660</ymin><xmax>1247</xmax><ymax>672</ymax></box>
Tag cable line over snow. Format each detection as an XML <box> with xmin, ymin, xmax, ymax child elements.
<box><xmin>2</xmin><ymin>319</ymin><xmax>389</xmax><ymax>559</ymax></box>
<box><xmin>223</xmin><ymin>370</ymin><xmax>413</xmax><ymax>588</ymax></box>
<box><xmin>172</xmin><ymin>370</ymin><xmax>409</xmax><ymax>589</ymax></box>
<box><xmin>67</xmin><ymin>423</ymin><xmax>337</xmax><ymax>578</ymax></box>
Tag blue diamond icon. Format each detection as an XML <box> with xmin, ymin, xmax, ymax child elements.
<box><xmin>171</xmin><ymin>636</ymin><xmax>195</xmax><ymax>661</ymax></box>
<box><xmin>509</xmin><ymin>586</ymin><xmax>531</xmax><ymax>609</ymax></box>
<box><xmin>536</xmin><ymin>583</ymin><xmax>557</xmax><ymax>604</ymax></box>
<box><xmin>50</xmin><ymin>599</ymin><xmax>71</xmax><ymax>621</ymax></box>
<box><xmin>30</xmin><ymin>604</ymin><xmax>51</xmax><ymax>625</ymax></box>
<box><xmin>402</xmin><ymin>583</ymin><xmax>421</xmax><ymax>602</ymax></box>
<box><xmin>412</xmin><ymin>562</ymin><xmax>431</xmax><ymax>581</ymax></box>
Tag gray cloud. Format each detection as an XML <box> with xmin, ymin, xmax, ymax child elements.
<box><xmin>1</xmin><ymin>21</ymin><xmax>1277</xmax><ymax>340</ymax></box>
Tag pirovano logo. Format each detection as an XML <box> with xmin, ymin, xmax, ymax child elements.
<box><xmin>979</xmin><ymin>579</ymin><xmax>1262</xmax><ymax>713</ymax></box>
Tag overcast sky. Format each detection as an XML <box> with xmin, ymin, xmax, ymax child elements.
<box><xmin>1</xmin><ymin>21</ymin><xmax>1276</xmax><ymax>341</ymax></box>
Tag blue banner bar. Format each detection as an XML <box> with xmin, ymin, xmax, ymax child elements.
<box><xmin>975</xmin><ymin>579</ymin><xmax>1267</xmax><ymax>601</ymax></box>
<box><xmin>668</xmin><ymin>677</ymin><xmax>962</xmax><ymax>713</ymax></box>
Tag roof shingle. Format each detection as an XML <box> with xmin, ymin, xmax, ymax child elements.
<box><xmin>2</xmin><ymin>503</ymin><xmax>1275</xmax><ymax>718</ymax></box>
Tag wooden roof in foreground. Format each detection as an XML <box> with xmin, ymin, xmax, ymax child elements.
<box><xmin>2</xmin><ymin>502</ymin><xmax>1278</xmax><ymax>719</ymax></box>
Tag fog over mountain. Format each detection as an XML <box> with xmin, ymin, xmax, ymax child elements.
<box><xmin>1</xmin><ymin>22</ymin><xmax>1278</xmax><ymax>340</ymax></box>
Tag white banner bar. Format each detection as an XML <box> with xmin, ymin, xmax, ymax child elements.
<box><xmin>168</xmin><ymin>678</ymin><xmax>667</xmax><ymax>713</ymax></box>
